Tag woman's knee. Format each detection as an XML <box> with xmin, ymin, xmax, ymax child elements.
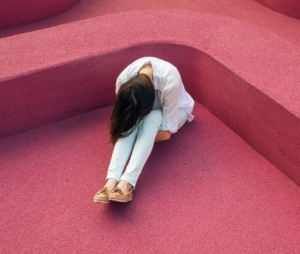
<box><xmin>139</xmin><ymin>109</ymin><xmax>163</xmax><ymax>130</ymax></box>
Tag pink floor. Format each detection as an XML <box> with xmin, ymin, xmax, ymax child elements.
<box><xmin>1</xmin><ymin>0</ymin><xmax>300</xmax><ymax>253</ymax></box>
<box><xmin>1</xmin><ymin>103</ymin><xmax>300</xmax><ymax>253</ymax></box>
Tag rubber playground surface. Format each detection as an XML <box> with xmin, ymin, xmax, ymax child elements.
<box><xmin>1</xmin><ymin>0</ymin><xmax>300</xmax><ymax>253</ymax></box>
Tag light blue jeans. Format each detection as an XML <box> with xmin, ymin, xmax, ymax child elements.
<box><xmin>106</xmin><ymin>108</ymin><xmax>188</xmax><ymax>189</ymax></box>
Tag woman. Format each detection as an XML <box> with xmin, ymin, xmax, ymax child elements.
<box><xmin>93</xmin><ymin>57</ymin><xmax>194</xmax><ymax>203</ymax></box>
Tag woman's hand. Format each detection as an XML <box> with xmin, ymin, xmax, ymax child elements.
<box><xmin>154</xmin><ymin>130</ymin><xmax>171</xmax><ymax>142</ymax></box>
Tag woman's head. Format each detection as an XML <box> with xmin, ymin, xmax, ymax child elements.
<box><xmin>109</xmin><ymin>73</ymin><xmax>155</xmax><ymax>144</ymax></box>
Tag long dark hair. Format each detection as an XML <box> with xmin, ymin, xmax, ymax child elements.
<box><xmin>109</xmin><ymin>73</ymin><xmax>155</xmax><ymax>145</ymax></box>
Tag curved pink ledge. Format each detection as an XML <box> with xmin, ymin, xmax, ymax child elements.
<box><xmin>0</xmin><ymin>0</ymin><xmax>81</xmax><ymax>30</ymax></box>
<box><xmin>1</xmin><ymin>0</ymin><xmax>300</xmax><ymax>51</ymax></box>
<box><xmin>1</xmin><ymin>10</ymin><xmax>300</xmax><ymax>185</ymax></box>
<box><xmin>254</xmin><ymin>0</ymin><xmax>300</xmax><ymax>19</ymax></box>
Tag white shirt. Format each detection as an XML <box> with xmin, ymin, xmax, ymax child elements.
<box><xmin>116</xmin><ymin>57</ymin><xmax>195</xmax><ymax>134</ymax></box>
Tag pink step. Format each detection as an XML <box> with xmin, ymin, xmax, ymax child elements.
<box><xmin>1</xmin><ymin>102</ymin><xmax>299</xmax><ymax>253</ymax></box>
<box><xmin>1</xmin><ymin>0</ymin><xmax>300</xmax><ymax>49</ymax></box>
<box><xmin>0</xmin><ymin>0</ymin><xmax>81</xmax><ymax>30</ymax></box>
<box><xmin>254</xmin><ymin>0</ymin><xmax>300</xmax><ymax>19</ymax></box>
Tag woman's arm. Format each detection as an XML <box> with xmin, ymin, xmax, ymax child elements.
<box><xmin>160</xmin><ymin>81</ymin><xmax>180</xmax><ymax>134</ymax></box>
<box><xmin>155</xmin><ymin>130</ymin><xmax>172</xmax><ymax>142</ymax></box>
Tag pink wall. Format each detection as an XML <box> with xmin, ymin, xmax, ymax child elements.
<box><xmin>254</xmin><ymin>0</ymin><xmax>300</xmax><ymax>19</ymax></box>
<box><xmin>0</xmin><ymin>0</ymin><xmax>81</xmax><ymax>30</ymax></box>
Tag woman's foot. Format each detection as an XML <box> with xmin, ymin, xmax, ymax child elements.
<box><xmin>93</xmin><ymin>178</ymin><xmax>118</xmax><ymax>203</ymax></box>
<box><xmin>108</xmin><ymin>180</ymin><xmax>134</xmax><ymax>203</ymax></box>
<box><xmin>93</xmin><ymin>186</ymin><xmax>111</xmax><ymax>203</ymax></box>
<box><xmin>108</xmin><ymin>187</ymin><xmax>133</xmax><ymax>203</ymax></box>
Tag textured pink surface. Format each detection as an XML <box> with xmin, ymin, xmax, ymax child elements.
<box><xmin>0</xmin><ymin>0</ymin><xmax>81</xmax><ymax>30</ymax></box>
<box><xmin>1</xmin><ymin>103</ymin><xmax>300</xmax><ymax>253</ymax></box>
<box><xmin>1</xmin><ymin>1</ymin><xmax>300</xmax><ymax>252</ymax></box>
<box><xmin>1</xmin><ymin>10</ymin><xmax>300</xmax><ymax>185</ymax></box>
<box><xmin>1</xmin><ymin>0</ymin><xmax>300</xmax><ymax>49</ymax></box>
<box><xmin>254</xmin><ymin>0</ymin><xmax>300</xmax><ymax>19</ymax></box>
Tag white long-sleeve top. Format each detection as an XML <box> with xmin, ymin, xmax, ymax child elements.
<box><xmin>116</xmin><ymin>57</ymin><xmax>195</xmax><ymax>134</ymax></box>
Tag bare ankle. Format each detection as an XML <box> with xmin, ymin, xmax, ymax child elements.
<box><xmin>105</xmin><ymin>178</ymin><xmax>118</xmax><ymax>191</ymax></box>
<box><xmin>117</xmin><ymin>180</ymin><xmax>133</xmax><ymax>193</ymax></box>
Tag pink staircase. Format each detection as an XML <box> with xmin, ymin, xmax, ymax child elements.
<box><xmin>1</xmin><ymin>0</ymin><xmax>300</xmax><ymax>253</ymax></box>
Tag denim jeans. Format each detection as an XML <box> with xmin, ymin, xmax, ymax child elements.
<box><xmin>106</xmin><ymin>108</ymin><xmax>188</xmax><ymax>189</ymax></box>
